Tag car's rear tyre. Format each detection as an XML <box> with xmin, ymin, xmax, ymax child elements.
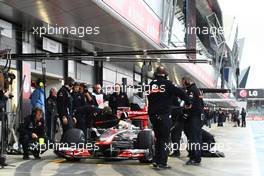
<box><xmin>136</xmin><ymin>130</ymin><xmax>154</xmax><ymax>163</ymax></box>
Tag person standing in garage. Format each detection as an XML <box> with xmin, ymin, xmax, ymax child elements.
<box><xmin>109</xmin><ymin>83</ymin><xmax>130</xmax><ymax>114</ymax></box>
<box><xmin>30</xmin><ymin>78</ymin><xmax>45</xmax><ymax>115</ymax></box>
<box><xmin>46</xmin><ymin>87</ymin><xmax>58</xmax><ymax>141</ymax></box>
<box><xmin>57</xmin><ymin>77</ymin><xmax>76</xmax><ymax>133</ymax></box>
<box><xmin>71</xmin><ymin>82</ymin><xmax>87</xmax><ymax>136</ymax></box>
<box><xmin>148</xmin><ymin>66</ymin><xmax>191</xmax><ymax>170</ymax></box>
<box><xmin>92</xmin><ymin>83</ymin><xmax>107</xmax><ymax>108</ymax></box>
<box><xmin>182</xmin><ymin>76</ymin><xmax>204</xmax><ymax>166</ymax></box>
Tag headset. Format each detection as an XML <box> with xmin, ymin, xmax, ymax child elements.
<box><xmin>36</xmin><ymin>79</ymin><xmax>45</xmax><ymax>88</ymax></box>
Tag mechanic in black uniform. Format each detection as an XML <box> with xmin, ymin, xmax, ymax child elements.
<box><xmin>170</xmin><ymin>96</ymin><xmax>188</xmax><ymax>157</ymax></box>
<box><xmin>182</xmin><ymin>76</ymin><xmax>204</xmax><ymax>165</ymax></box>
<box><xmin>241</xmin><ymin>108</ymin><xmax>247</xmax><ymax>127</ymax></box>
<box><xmin>71</xmin><ymin>82</ymin><xmax>89</xmax><ymax>137</ymax></box>
<box><xmin>57</xmin><ymin>77</ymin><xmax>76</xmax><ymax>133</ymax></box>
<box><xmin>148</xmin><ymin>66</ymin><xmax>191</xmax><ymax>169</ymax></box>
<box><xmin>109</xmin><ymin>83</ymin><xmax>130</xmax><ymax>114</ymax></box>
<box><xmin>20</xmin><ymin>107</ymin><xmax>46</xmax><ymax>160</ymax></box>
<box><xmin>46</xmin><ymin>87</ymin><xmax>58</xmax><ymax>141</ymax></box>
<box><xmin>79</xmin><ymin>83</ymin><xmax>95</xmax><ymax>106</ymax></box>
<box><xmin>72</xmin><ymin>82</ymin><xmax>87</xmax><ymax>111</ymax></box>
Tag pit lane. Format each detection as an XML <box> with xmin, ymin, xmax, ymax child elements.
<box><xmin>0</xmin><ymin>123</ymin><xmax>258</xmax><ymax>176</ymax></box>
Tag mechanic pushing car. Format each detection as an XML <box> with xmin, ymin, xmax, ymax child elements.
<box><xmin>182</xmin><ymin>76</ymin><xmax>204</xmax><ymax>166</ymax></box>
<box><xmin>147</xmin><ymin>66</ymin><xmax>191</xmax><ymax>170</ymax></box>
<box><xmin>57</xmin><ymin>77</ymin><xmax>77</xmax><ymax>133</ymax></box>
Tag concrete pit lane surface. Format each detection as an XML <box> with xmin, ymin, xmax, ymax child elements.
<box><xmin>0</xmin><ymin>123</ymin><xmax>261</xmax><ymax>176</ymax></box>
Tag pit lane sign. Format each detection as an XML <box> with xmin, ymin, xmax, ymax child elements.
<box><xmin>237</xmin><ymin>89</ymin><xmax>264</xmax><ymax>99</ymax></box>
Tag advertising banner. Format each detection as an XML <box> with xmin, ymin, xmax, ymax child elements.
<box><xmin>22</xmin><ymin>62</ymin><xmax>31</xmax><ymax>119</ymax></box>
<box><xmin>103</xmin><ymin>0</ymin><xmax>161</xmax><ymax>44</ymax></box>
<box><xmin>237</xmin><ymin>89</ymin><xmax>264</xmax><ymax>99</ymax></box>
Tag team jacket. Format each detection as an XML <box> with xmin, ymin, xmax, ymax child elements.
<box><xmin>20</xmin><ymin>115</ymin><xmax>45</xmax><ymax>138</ymax></box>
<box><xmin>186</xmin><ymin>83</ymin><xmax>204</xmax><ymax>115</ymax></box>
<box><xmin>57</xmin><ymin>86</ymin><xmax>73</xmax><ymax>118</ymax></box>
<box><xmin>147</xmin><ymin>76</ymin><xmax>190</xmax><ymax>115</ymax></box>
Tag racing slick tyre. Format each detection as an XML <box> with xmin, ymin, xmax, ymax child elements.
<box><xmin>65</xmin><ymin>158</ymin><xmax>81</xmax><ymax>162</ymax></box>
<box><xmin>56</xmin><ymin>128</ymin><xmax>86</xmax><ymax>161</ymax></box>
<box><xmin>61</xmin><ymin>128</ymin><xmax>85</xmax><ymax>146</ymax></box>
<box><xmin>136</xmin><ymin>130</ymin><xmax>154</xmax><ymax>163</ymax></box>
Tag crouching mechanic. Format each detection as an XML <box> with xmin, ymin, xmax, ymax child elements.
<box><xmin>147</xmin><ymin>66</ymin><xmax>191</xmax><ymax>170</ymax></box>
<box><xmin>19</xmin><ymin>107</ymin><xmax>46</xmax><ymax>160</ymax></box>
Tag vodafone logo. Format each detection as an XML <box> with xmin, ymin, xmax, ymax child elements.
<box><xmin>239</xmin><ymin>89</ymin><xmax>248</xmax><ymax>98</ymax></box>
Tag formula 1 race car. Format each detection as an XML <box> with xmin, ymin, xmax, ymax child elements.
<box><xmin>54</xmin><ymin>106</ymin><xmax>154</xmax><ymax>163</ymax></box>
<box><xmin>93</xmin><ymin>127</ymin><xmax>154</xmax><ymax>163</ymax></box>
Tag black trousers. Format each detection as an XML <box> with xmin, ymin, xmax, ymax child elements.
<box><xmin>46</xmin><ymin>114</ymin><xmax>57</xmax><ymax>141</ymax></box>
<box><xmin>237</xmin><ymin>118</ymin><xmax>240</xmax><ymax>127</ymax></box>
<box><xmin>75</xmin><ymin>105</ymin><xmax>101</xmax><ymax>141</ymax></box>
<box><xmin>61</xmin><ymin>116</ymin><xmax>75</xmax><ymax>132</ymax></box>
<box><xmin>20</xmin><ymin>135</ymin><xmax>39</xmax><ymax>156</ymax></box>
<box><xmin>76</xmin><ymin>116</ymin><xmax>88</xmax><ymax>141</ymax></box>
<box><xmin>150</xmin><ymin>114</ymin><xmax>171</xmax><ymax>166</ymax></box>
<box><xmin>186</xmin><ymin>115</ymin><xmax>202</xmax><ymax>163</ymax></box>
<box><xmin>242</xmin><ymin>117</ymin><xmax>246</xmax><ymax>127</ymax></box>
<box><xmin>171</xmin><ymin>119</ymin><xmax>185</xmax><ymax>154</ymax></box>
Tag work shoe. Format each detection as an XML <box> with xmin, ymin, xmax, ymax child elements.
<box><xmin>170</xmin><ymin>151</ymin><xmax>180</xmax><ymax>157</ymax></box>
<box><xmin>23</xmin><ymin>155</ymin><xmax>30</xmax><ymax>160</ymax></box>
<box><xmin>152</xmin><ymin>162</ymin><xmax>158</xmax><ymax>168</ymax></box>
<box><xmin>186</xmin><ymin>160</ymin><xmax>201</xmax><ymax>166</ymax></box>
<box><xmin>156</xmin><ymin>164</ymin><xmax>172</xmax><ymax>170</ymax></box>
<box><xmin>33</xmin><ymin>154</ymin><xmax>41</xmax><ymax>160</ymax></box>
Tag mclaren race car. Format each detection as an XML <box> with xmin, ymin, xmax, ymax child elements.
<box><xmin>54</xmin><ymin>106</ymin><xmax>154</xmax><ymax>163</ymax></box>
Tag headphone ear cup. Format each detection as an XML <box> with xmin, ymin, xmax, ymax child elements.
<box><xmin>39</xmin><ymin>81</ymin><xmax>44</xmax><ymax>87</ymax></box>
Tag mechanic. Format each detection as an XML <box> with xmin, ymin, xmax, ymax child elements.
<box><xmin>109</xmin><ymin>83</ymin><xmax>130</xmax><ymax>114</ymax></box>
<box><xmin>182</xmin><ymin>76</ymin><xmax>204</xmax><ymax>165</ymax></box>
<box><xmin>72</xmin><ymin>82</ymin><xmax>87</xmax><ymax>111</ymax></box>
<box><xmin>148</xmin><ymin>66</ymin><xmax>191</xmax><ymax>169</ymax></box>
<box><xmin>71</xmin><ymin>82</ymin><xmax>88</xmax><ymax>135</ymax></box>
<box><xmin>79</xmin><ymin>83</ymin><xmax>95</xmax><ymax>105</ymax></box>
<box><xmin>57</xmin><ymin>77</ymin><xmax>77</xmax><ymax>133</ymax></box>
<box><xmin>170</xmin><ymin>96</ymin><xmax>187</xmax><ymax>157</ymax></box>
<box><xmin>46</xmin><ymin>87</ymin><xmax>58</xmax><ymax>141</ymax></box>
<box><xmin>19</xmin><ymin>107</ymin><xmax>46</xmax><ymax>160</ymax></box>
<box><xmin>75</xmin><ymin>105</ymin><xmax>118</xmax><ymax>130</ymax></box>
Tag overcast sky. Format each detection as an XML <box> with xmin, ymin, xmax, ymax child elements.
<box><xmin>218</xmin><ymin>0</ymin><xmax>264</xmax><ymax>88</ymax></box>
